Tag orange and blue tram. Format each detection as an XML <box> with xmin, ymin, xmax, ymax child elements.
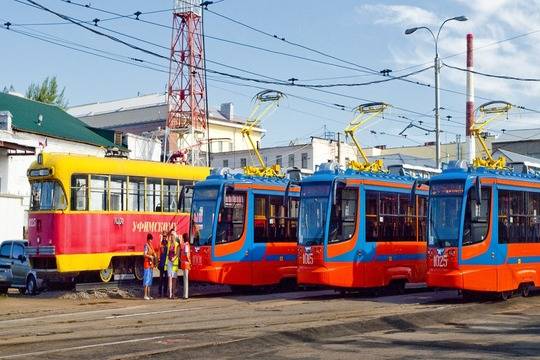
<box><xmin>427</xmin><ymin>163</ymin><xmax>540</xmax><ymax>299</ymax></box>
<box><xmin>297</xmin><ymin>163</ymin><xmax>432</xmax><ymax>291</ymax></box>
<box><xmin>189</xmin><ymin>170</ymin><xmax>300</xmax><ymax>286</ymax></box>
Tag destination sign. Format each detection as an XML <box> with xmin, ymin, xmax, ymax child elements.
<box><xmin>430</xmin><ymin>182</ymin><xmax>464</xmax><ymax>196</ymax></box>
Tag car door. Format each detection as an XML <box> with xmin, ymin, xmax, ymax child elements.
<box><xmin>10</xmin><ymin>243</ymin><xmax>26</xmax><ymax>286</ymax></box>
<box><xmin>0</xmin><ymin>242</ymin><xmax>13</xmax><ymax>285</ymax></box>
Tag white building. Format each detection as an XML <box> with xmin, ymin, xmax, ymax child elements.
<box><xmin>68</xmin><ymin>93</ymin><xmax>265</xmax><ymax>160</ymax></box>
<box><xmin>0</xmin><ymin>92</ymin><xmax>127</xmax><ymax>242</ymax></box>
<box><xmin>210</xmin><ymin>137</ymin><xmax>358</xmax><ymax>174</ymax></box>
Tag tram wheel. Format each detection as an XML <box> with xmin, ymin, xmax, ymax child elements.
<box><xmin>520</xmin><ymin>284</ymin><xmax>531</xmax><ymax>298</ymax></box>
<box><xmin>99</xmin><ymin>264</ymin><xmax>114</xmax><ymax>283</ymax></box>
<box><xmin>133</xmin><ymin>260</ymin><xmax>144</xmax><ymax>281</ymax></box>
<box><xmin>500</xmin><ymin>291</ymin><xmax>512</xmax><ymax>301</ymax></box>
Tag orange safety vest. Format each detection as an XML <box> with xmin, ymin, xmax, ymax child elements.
<box><xmin>181</xmin><ymin>242</ymin><xmax>191</xmax><ymax>271</ymax></box>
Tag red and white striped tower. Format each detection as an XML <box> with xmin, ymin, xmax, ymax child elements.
<box><xmin>166</xmin><ymin>0</ymin><xmax>208</xmax><ymax>165</ymax></box>
<box><xmin>466</xmin><ymin>33</ymin><xmax>475</xmax><ymax>163</ymax></box>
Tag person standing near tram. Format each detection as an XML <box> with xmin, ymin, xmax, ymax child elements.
<box><xmin>157</xmin><ymin>231</ymin><xmax>169</xmax><ymax>298</ymax></box>
<box><xmin>166</xmin><ymin>230</ymin><xmax>180</xmax><ymax>299</ymax></box>
<box><xmin>143</xmin><ymin>233</ymin><xmax>156</xmax><ymax>300</ymax></box>
<box><xmin>180</xmin><ymin>233</ymin><xmax>192</xmax><ymax>299</ymax></box>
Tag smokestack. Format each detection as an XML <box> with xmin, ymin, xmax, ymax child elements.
<box><xmin>466</xmin><ymin>33</ymin><xmax>475</xmax><ymax>163</ymax></box>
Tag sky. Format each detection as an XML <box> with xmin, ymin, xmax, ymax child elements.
<box><xmin>2</xmin><ymin>0</ymin><xmax>540</xmax><ymax>148</ymax></box>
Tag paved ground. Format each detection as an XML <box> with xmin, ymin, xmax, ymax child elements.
<box><xmin>0</xmin><ymin>286</ymin><xmax>539</xmax><ymax>359</ymax></box>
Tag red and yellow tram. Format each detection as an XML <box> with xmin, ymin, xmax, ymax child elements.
<box><xmin>26</xmin><ymin>153</ymin><xmax>209</xmax><ymax>282</ymax></box>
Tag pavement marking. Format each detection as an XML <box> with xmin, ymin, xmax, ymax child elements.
<box><xmin>105</xmin><ymin>307</ymin><xmax>205</xmax><ymax>319</ymax></box>
<box><xmin>0</xmin><ymin>305</ymin><xmax>146</xmax><ymax>325</ymax></box>
<box><xmin>0</xmin><ymin>336</ymin><xmax>165</xmax><ymax>359</ymax></box>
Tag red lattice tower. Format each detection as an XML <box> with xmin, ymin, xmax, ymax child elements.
<box><xmin>167</xmin><ymin>0</ymin><xmax>207</xmax><ymax>164</ymax></box>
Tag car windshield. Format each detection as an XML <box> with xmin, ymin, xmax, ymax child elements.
<box><xmin>299</xmin><ymin>183</ymin><xmax>330</xmax><ymax>246</ymax></box>
<box><xmin>429</xmin><ymin>181</ymin><xmax>465</xmax><ymax>248</ymax></box>
<box><xmin>30</xmin><ymin>181</ymin><xmax>67</xmax><ymax>211</ymax></box>
<box><xmin>190</xmin><ymin>186</ymin><xmax>219</xmax><ymax>246</ymax></box>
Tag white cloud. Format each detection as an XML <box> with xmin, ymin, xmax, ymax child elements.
<box><xmin>358</xmin><ymin>1</ymin><xmax>540</xmax><ymax>105</ymax></box>
<box><xmin>358</xmin><ymin>4</ymin><xmax>438</xmax><ymax>26</ymax></box>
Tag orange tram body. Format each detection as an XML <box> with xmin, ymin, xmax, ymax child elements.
<box><xmin>297</xmin><ymin>163</ymin><xmax>431</xmax><ymax>290</ymax></box>
<box><xmin>26</xmin><ymin>153</ymin><xmax>209</xmax><ymax>282</ymax></box>
<box><xmin>189</xmin><ymin>170</ymin><xmax>300</xmax><ymax>286</ymax></box>
<box><xmin>427</xmin><ymin>164</ymin><xmax>540</xmax><ymax>298</ymax></box>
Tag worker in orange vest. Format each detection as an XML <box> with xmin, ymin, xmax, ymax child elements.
<box><xmin>180</xmin><ymin>232</ymin><xmax>192</xmax><ymax>299</ymax></box>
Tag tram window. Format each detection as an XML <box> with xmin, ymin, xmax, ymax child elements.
<box><xmin>128</xmin><ymin>177</ymin><xmax>145</xmax><ymax>212</ymax></box>
<box><xmin>418</xmin><ymin>196</ymin><xmax>428</xmax><ymax>242</ymax></box>
<box><xmin>90</xmin><ymin>175</ymin><xmax>108</xmax><ymax>211</ymax></box>
<box><xmin>31</xmin><ymin>181</ymin><xmax>67</xmax><ymax>211</ymax></box>
<box><xmin>328</xmin><ymin>187</ymin><xmax>358</xmax><ymax>244</ymax></box>
<box><xmin>216</xmin><ymin>191</ymin><xmax>246</xmax><ymax>244</ymax></box>
<box><xmin>365</xmin><ymin>191</ymin><xmax>379</xmax><ymax>242</ymax></box>
<box><xmin>110</xmin><ymin>176</ymin><xmax>127</xmax><ymax>211</ymax></box>
<box><xmin>163</xmin><ymin>179</ymin><xmax>178</xmax><ymax>212</ymax></box>
<box><xmin>463</xmin><ymin>187</ymin><xmax>491</xmax><ymax>246</ymax></box>
<box><xmin>146</xmin><ymin>178</ymin><xmax>162</xmax><ymax>212</ymax></box>
<box><xmin>289</xmin><ymin>198</ymin><xmax>299</xmax><ymax>242</ymax></box>
<box><xmin>254</xmin><ymin>195</ymin><xmax>297</xmax><ymax>243</ymax></box>
<box><xmin>179</xmin><ymin>181</ymin><xmax>194</xmax><ymax>212</ymax></box>
<box><xmin>528</xmin><ymin>192</ymin><xmax>540</xmax><ymax>243</ymax></box>
<box><xmin>499</xmin><ymin>190</ymin><xmax>540</xmax><ymax>244</ymax></box>
<box><xmin>70</xmin><ymin>176</ymin><xmax>88</xmax><ymax>211</ymax></box>
<box><xmin>365</xmin><ymin>190</ymin><xmax>418</xmax><ymax>242</ymax></box>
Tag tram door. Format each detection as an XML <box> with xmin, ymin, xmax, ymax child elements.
<box><xmin>214</xmin><ymin>189</ymin><xmax>252</xmax><ymax>284</ymax></box>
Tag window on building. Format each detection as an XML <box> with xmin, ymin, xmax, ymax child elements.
<box><xmin>223</xmin><ymin>159</ymin><xmax>229</xmax><ymax>168</ymax></box>
<box><xmin>301</xmin><ymin>153</ymin><xmax>308</xmax><ymax>169</ymax></box>
<box><xmin>288</xmin><ymin>154</ymin><xmax>295</xmax><ymax>168</ymax></box>
<box><xmin>110</xmin><ymin>176</ymin><xmax>127</xmax><ymax>211</ymax></box>
<box><xmin>90</xmin><ymin>175</ymin><xmax>108</xmax><ymax>211</ymax></box>
<box><xmin>216</xmin><ymin>191</ymin><xmax>246</xmax><ymax>243</ymax></box>
<box><xmin>254</xmin><ymin>194</ymin><xmax>298</xmax><ymax>243</ymax></box>
<box><xmin>240</xmin><ymin>158</ymin><xmax>247</xmax><ymax>167</ymax></box>
<box><xmin>71</xmin><ymin>176</ymin><xmax>88</xmax><ymax>211</ymax></box>
<box><xmin>276</xmin><ymin>155</ymin><xmax>282</xmax><ymax>167</ymax></box>
<box><xmin>128</xmin><ymin>177</ymin><xmax>145</xmax><ymax>211</ymax></box>
<box><xmin>146</xmin><ymin>178</ymin><xmax>162</xmax><ymax>212</ymax></box>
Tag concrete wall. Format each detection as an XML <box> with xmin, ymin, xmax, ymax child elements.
<box><xmin>0</xmin><ymin>194</ymin><xmax>25</xmax><ymax>242</ymax></box>
<box><xmin>492</xmin><ymin>140</ymin><xmax>540</xmax><ymax>159</ymax></box>
<box><xmin>125</xmin><ymin>133</ymin><xmax>161</xmax><ymax>162</ymax></box>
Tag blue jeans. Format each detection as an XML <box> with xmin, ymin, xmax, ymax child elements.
<box><xmin>143</xmin><ymin>268</ymin><xmax>153</xmax><ymax>287</ymax></box>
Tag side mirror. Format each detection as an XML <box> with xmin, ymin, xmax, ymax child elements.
<box><xmin>283</xmin><ymin>180</ymin><xmax>299</xmax><ymax>208</ymax></box>
<box><xmin>410</xmin><ymin>179</ymin><xmax>428</xmax><ymax>205</ymax></box>
<box><xmin>475</xmin><ymin>176</ymin><xmax>482</xmax><ymax>206</ymax></box>
<box><xmin>18</xmin><ymin>254</ymin><xmax>26</xmax><ymax>262</ymax></box>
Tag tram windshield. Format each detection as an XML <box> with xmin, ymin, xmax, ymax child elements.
<box><xmin>299</xmin><ymin>183</ymin><xmax>330</xmax><ymax>246</ymax></box>
<box><xmin>30</xmin><ymin>180</ymin><xmax>67</xmax><ymax>211</ymax></box>
<box><xmin>191</xmin><ymin>186</ymin><xmax>219</xmax><ymax>246</ymax></box>
<box><xmin>429</xmin><ymin>181</ymin><xmax>465</xmax><ymax>248</ymax></box>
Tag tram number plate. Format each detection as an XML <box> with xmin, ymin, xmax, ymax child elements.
<box><xmin>302</xmin><ymin>253</ymin><xmax>314</xmax><ymax>265</ymax></box>
<box><xmin>192</xmin><ymin>255</ymin><xmax>203</xmax><ymax>266</ymax></box>
<box><xmin>433</xmin><ymin>254</ymin><xmax>448</xmax><ymax>268</ymax></box>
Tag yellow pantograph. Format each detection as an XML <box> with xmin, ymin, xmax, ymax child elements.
<box><xmin>240</xmin><ymin>90</ymin><xmax>285</xmax><ymax>177</ymax></box>
<box><xmin>471</xmin><ymin>101</ymin><xmax>512</xmax><ymax>170</ymax></box>
<box><xmin>345</xmin><ymin>102</ymin><xmax>388</xmax><ymax>172</ymax></box>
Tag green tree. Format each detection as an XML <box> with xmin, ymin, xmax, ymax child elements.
<box><xmin>25</xmin><ymin>77</ymin><xmax>68</xmax><ymax>109</ymax></box>
<box><xmin>2</xmin><ymin>85</ymin><xmax>15</xmax><ymax>93</ymax></box>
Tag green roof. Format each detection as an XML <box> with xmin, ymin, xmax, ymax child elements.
<box><xmin>0</xmin><ymin>92</ymin><xmax>121</xmax><ymax>148</ymax></box>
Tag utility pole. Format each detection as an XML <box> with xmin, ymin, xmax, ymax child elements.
<box><xmin>337</xmin><ymin>132</ymin><xmax>341</xmax><ymax>165</ymax></box>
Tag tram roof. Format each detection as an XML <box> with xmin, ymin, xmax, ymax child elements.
<box><xmin>197</xmin><ymin>171</ymin><xmax>293</xmax><ymax>187</ymax></box>
<box><xmin>431</xmin><ymin>164</ymin><xmax>540</xmax><ymax>184</ymax></box>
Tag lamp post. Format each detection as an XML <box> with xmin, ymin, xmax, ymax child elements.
<box><xmin>405</xmin><ymin>16</ymin><xmax>468</xmax><ymax>169</ymax></box>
